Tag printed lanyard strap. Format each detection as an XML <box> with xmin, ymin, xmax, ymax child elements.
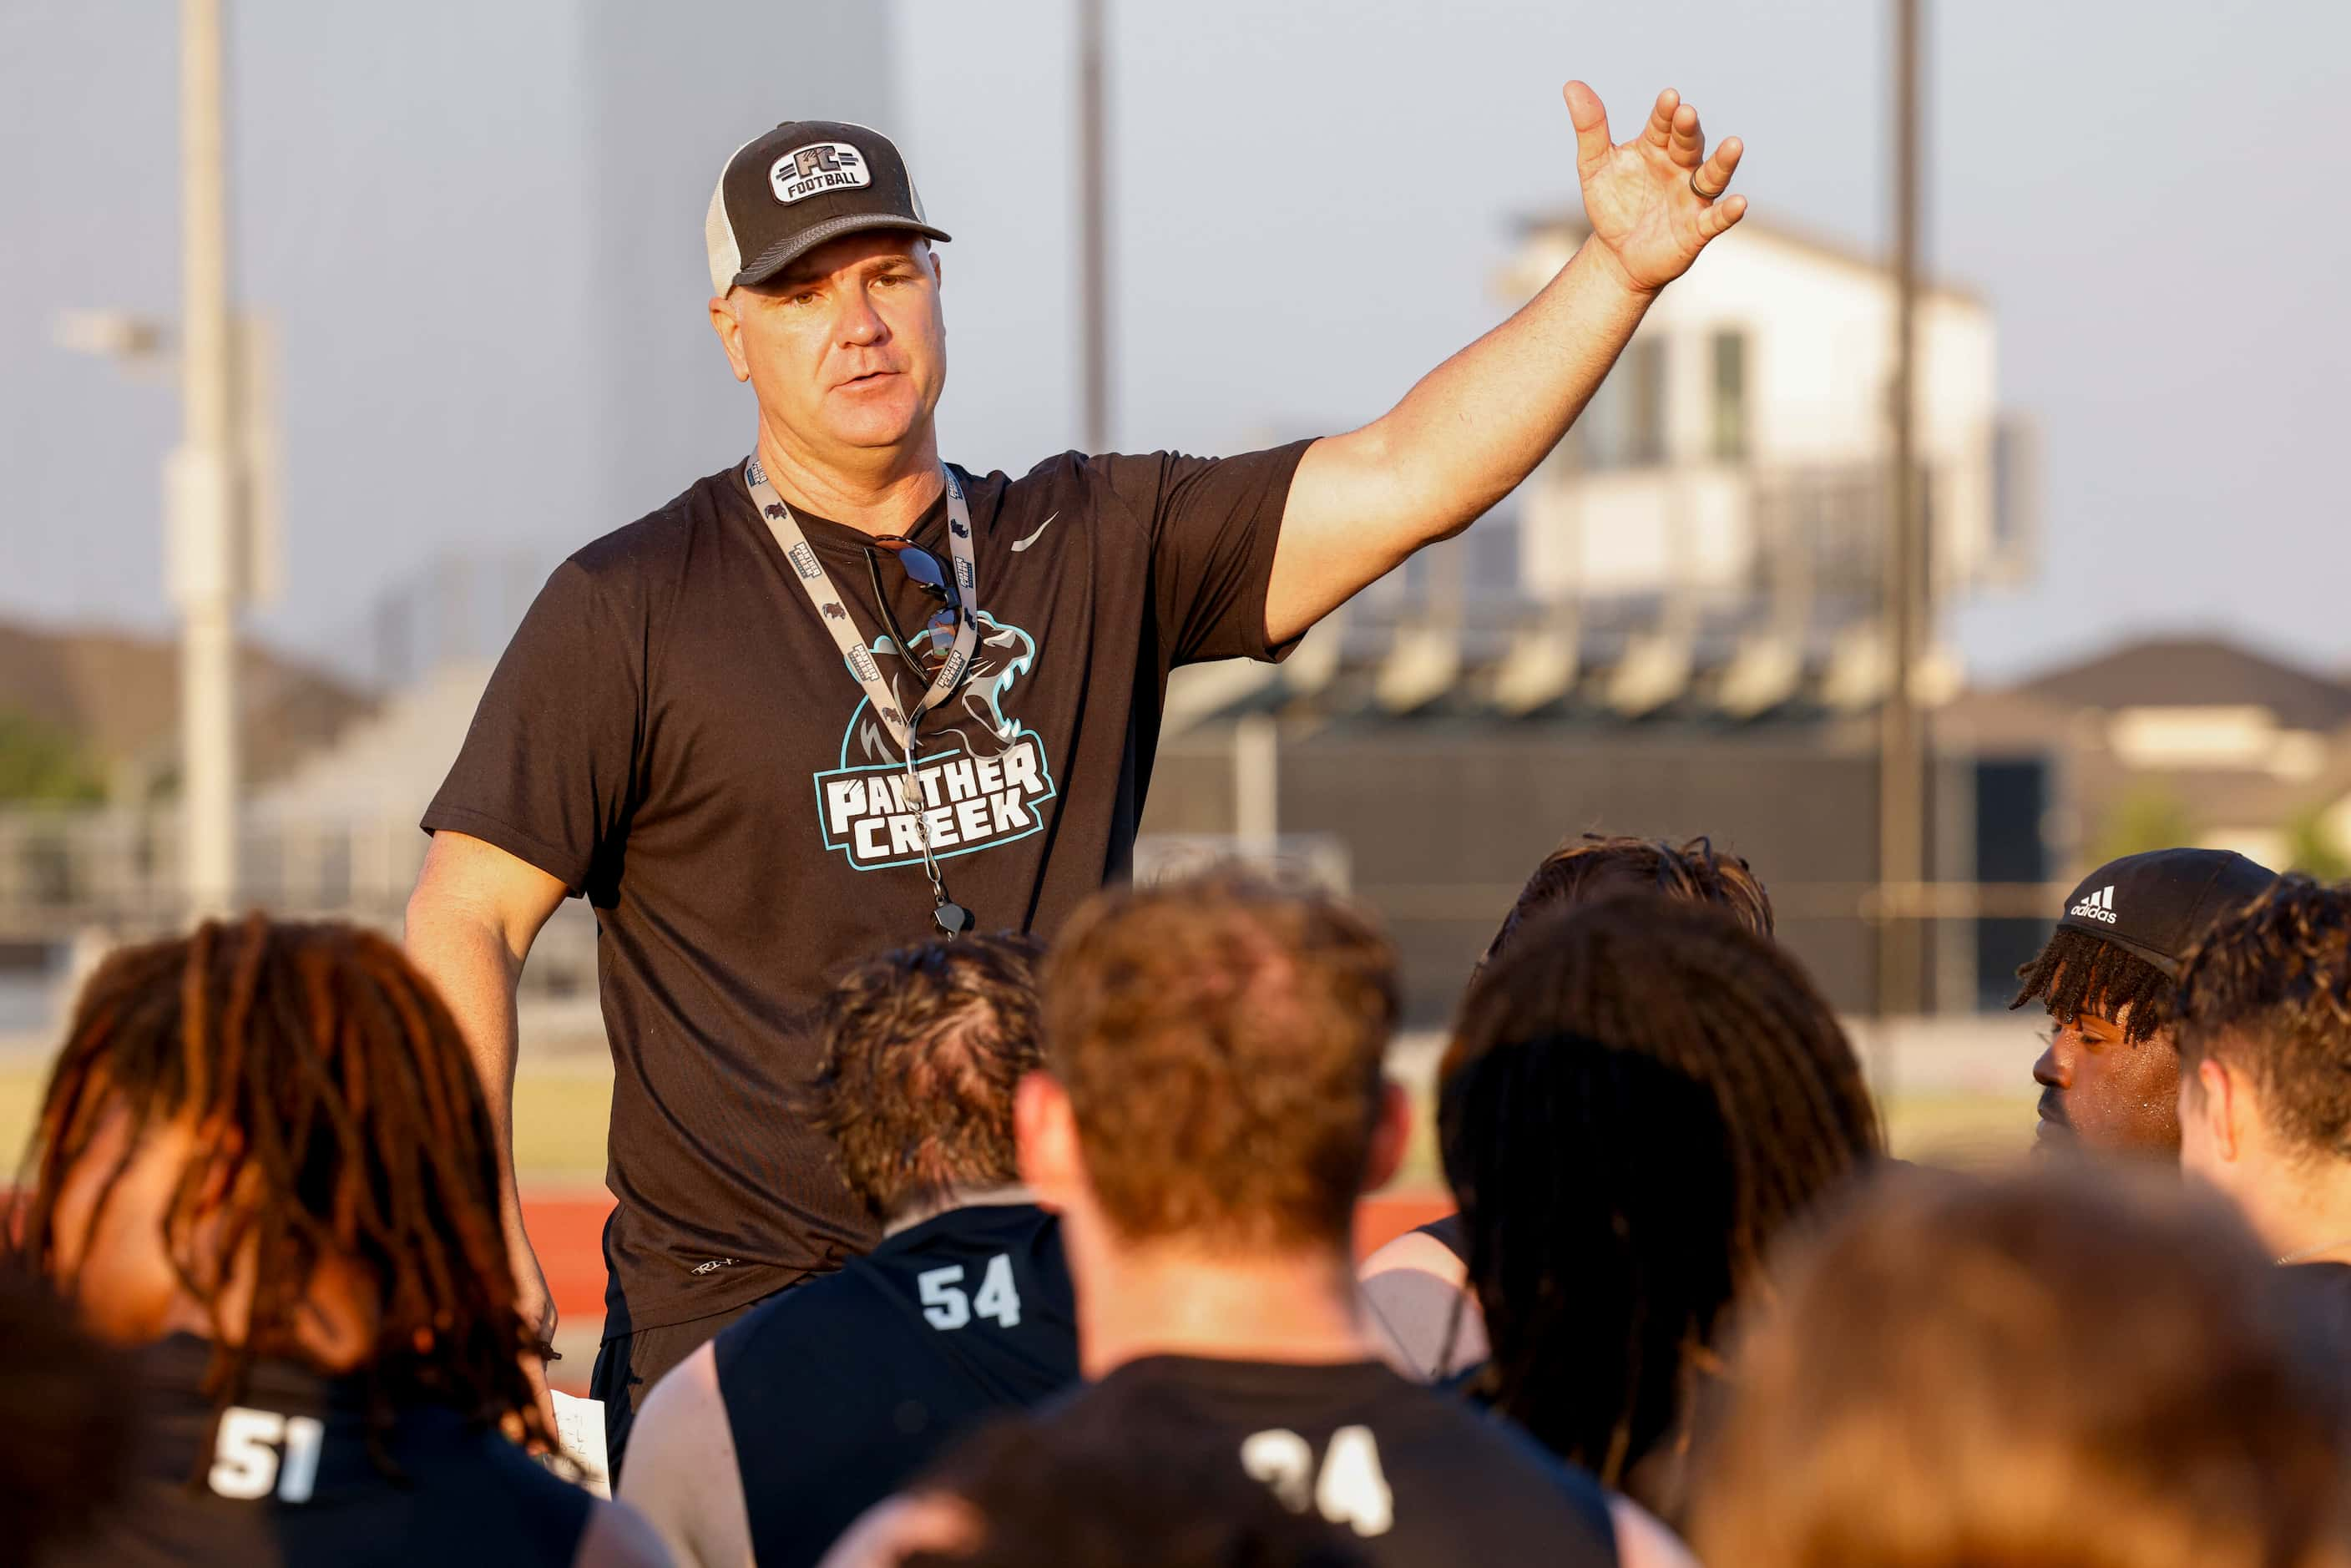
<box><xmin>745</xmin><ymin>455</ymin><xmax>979</xmax><ymax>757</ymax></box>
<box><xmin>746</xmin><ymin>454</ymin><xmax>981</xmax><ymax>933</ymax></box>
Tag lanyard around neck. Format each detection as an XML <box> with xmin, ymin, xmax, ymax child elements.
<box><xmin>746</xmin><ymin>454</ymin><xmax>982</xmax><ymax>933</ymax></box>
<box><xmin>744</xmin><ymin>454</ymin><xmax>979</xmax><ymax>761</ymax></box>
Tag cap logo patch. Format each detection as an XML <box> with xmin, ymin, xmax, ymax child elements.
<box><xmin>2069</xmin><ymin>884</ymin><xmax>2119</xmax><ymax>923</ymax></box>
<box><xmin>771</xmin><ymin>142</ymin><xmax>871</xmax><ymax>205</ymax></box>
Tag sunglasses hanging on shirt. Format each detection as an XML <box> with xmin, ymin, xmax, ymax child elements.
<box><xmin>862</xmin><ymin>536</ymin><xmax>964</xmax><ymax>685</ymax></box>
<box><xmin>745</xmin><ymin>456</ymin><xmax>980</xmax><ymax>938</ymax></box>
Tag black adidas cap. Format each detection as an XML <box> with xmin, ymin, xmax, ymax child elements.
<box><xmin>703</xmin><ymin>119</ymin><xmax>951</xmax><ymax>297</ymax></box>
<box><xmin>2052</xmin><ymin>847</ymin><xmax>2278</xmax><ymax>977</ymax></box>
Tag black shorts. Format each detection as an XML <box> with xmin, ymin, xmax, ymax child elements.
<box><xmin>592</xmin><ymin>1297</ymin><xmax>772</xmax><ymax>1480</ymax></box>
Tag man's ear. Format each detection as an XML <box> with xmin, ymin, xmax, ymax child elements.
<box><xmin>2196</xmin><ymin>1055</ymin><xmax>2244</xmax><ymax>1166</ymax></box>
<box><xmin>1362</xmin><ymin>1079</ymin><xmax>1413</xmax><ymax>1196</ymax></box>
<box><xmin>708</xmin><ymin>293</ymin><xmax>751</xmax><ymax>383</ymax></box>
<box><xmin>1015</xmin><ymin>1071</ymin><xmax>1083</xmax><ymax>1212</ymax></box>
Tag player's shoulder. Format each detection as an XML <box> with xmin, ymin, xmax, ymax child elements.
<box><xmin>715</xmin><ymin>1253</ymin><xmax>901</xmax><ymax>1373</ymax></box>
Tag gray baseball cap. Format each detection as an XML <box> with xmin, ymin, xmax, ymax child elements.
<box><xmin>704</xmin><ymin>119</ymin><xmax>951</xmax><ymax>296</ymax></box>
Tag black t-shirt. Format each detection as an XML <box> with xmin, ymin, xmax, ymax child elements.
<box><xmin>713</xmin><ymin>1201</ymin><xmax>1078</xmax><ymax>1567</ymax></box>
<box><xmin>52</xmin><ymin>1333</ymin><xmax>591</xmax><ymax>1568</ymax></box>
<box><xmin>2274</xmin><ymin>1261</ymin><xmax>2351</xmax><ymax>1426</ymax></box>
<box><xmin>424</xmin><ymin>444</ymin><xmax>1310</xmax><ymax>1333</ymax></box>
<box><xmin>1028</xmin><ymin>1356</ymin><xmax>1620</xmax><ymax>1568</ymax></box>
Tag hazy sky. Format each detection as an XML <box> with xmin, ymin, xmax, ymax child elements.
<box><xmin>5</xmin><ymin>0</ymin><xmax>2348</xmax><ymax>685</ymax></box>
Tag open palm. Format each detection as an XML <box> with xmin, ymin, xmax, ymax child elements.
<box><xmin>1567</xmin><ymin>81</ymin><xmax>1746</xmax><ymax>295</ymax></box>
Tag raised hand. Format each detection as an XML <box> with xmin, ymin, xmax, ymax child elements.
<box><xmin>1565</xmin><ymin>81</ymin><xmax>1747</xmax><ymax>296</ymax></box>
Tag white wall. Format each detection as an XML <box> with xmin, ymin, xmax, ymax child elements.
<box><xmin>1504</xmin><ymin>220</ymin><xmax>2000</xmax><ymax>609</ymax></box>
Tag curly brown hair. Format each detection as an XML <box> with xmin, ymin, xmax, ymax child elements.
<box><xmin>1693</xmin><ymin>1166</ymin><xmax>2351</xmax><ymax>1568</ymax></box>
<box><xmin>811</xmin><ymin>933</ymin><xmax>1044</xmax><ymax>1223</ymax></box>
<box><xmin>1042</xmin><ymin>871</ymin><xmax>1398</xmax><ymax>1251</ymax></box>
<box><xmin>10</xmin><ymin>916</ymin><xmax>553</xmax><ymax>1464</ymax></box>
<box><xmin>2177</xmin><ymin>874</ymin><xmax>2351</xmax><ymax>1156</ymax></box>
<box><xmin>1484</xmin><ymin>833</ymin><xmax>1774</xmax><ymax>966</ymax></box>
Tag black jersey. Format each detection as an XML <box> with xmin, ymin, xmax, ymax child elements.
<box><xmin>1030</xmin><ymin>1355</ymin><xmax>1620</xmax><ymax>1568</ymax></box>
<box><xmin>53</xmin><ymin>1333</ymin><xmax>592</xmax><ymax>1568</ymax></box>
<box><xmin>714</xmin><ymin>1201</ymin><xmax>1079</xmax><ymax>1567</ymax></box>
<box><xmin>2274</xmin><ymin>1262</ymin><xmax>2351</xmax><ymax>1426</ymax></box>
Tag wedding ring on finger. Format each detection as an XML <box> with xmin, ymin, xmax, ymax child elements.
<box><xmin>1691</xmin><ymin>168</ymin><xmax>1727</xmax><ymax>201</ymax></box>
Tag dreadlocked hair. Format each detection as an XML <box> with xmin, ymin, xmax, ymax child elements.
<box><xmin>9</xmin><ymin>915</ymin><xmax>554</xmax><ymax>1467</ymax></box>
<box><xmin>1440</xmin><ymin>895</ymin><xmax>1881</xmax><ymax>1517</ymax></box>
<box><xmin>2009</xmin><ymin>925</ymin><xmax>2178</xmax><ymax>1044</ymax></box>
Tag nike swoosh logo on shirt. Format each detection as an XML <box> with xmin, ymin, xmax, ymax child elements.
<box><xmin>1009</xmin><ymin>512</ymin><xmax>1059</xmax><ymax>553</ymax></box>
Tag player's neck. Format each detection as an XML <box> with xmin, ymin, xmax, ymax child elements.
<box><xmin>754</xmin><ymin>417</ymin><xmax>944</xmax><ymax>538</ymax></box>
<box><xmin>1074</xmin><ymin>1237</ymin><xmax>1378</xmax><ymax>1379</ymax></box>
<box><xmin>882</xmin><ymin>1182</ymin><xmax>1036</xmax><ymax>1238</ymax></box>
<box><xmin>2246</xmin><ymin>1159</ymin><xmax>2351</xmax><ymax>1265</ymax></box>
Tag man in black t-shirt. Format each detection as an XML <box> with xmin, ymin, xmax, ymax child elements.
<box><xmin>983</xmin><ymin>873</ymin><xmax>1693</xmax><ymax>1568</ymax></box>
<box><xmin>2175</xmin><ymin>876</ymin><xmax>2351</xmax><ymax>1405</ymax></box>
<box><xmin>404</xmin><ymin>90</ymin><xmax>1753</xmax><ymax>1454</ymax></box>
<box><xmin>18</xmin><ymin>919</ymin><xmax>661</xmax><ymax>1568</ymax></box>
<box><xmin>818</xmin><ymin>1417</ymin><xmax>1368</xmax><ymax>1567</ymax></box>
<box><xmin>619</xmin><ymin>933</ymin><xmax>1078</xmax><ymax>1567</ymax></box>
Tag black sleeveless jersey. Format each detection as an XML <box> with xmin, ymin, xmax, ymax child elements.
<box><xmin>1414</xmin><ymin>1213</ymin><xmax>1469</xmax><ymax>1264</ymax></box>
<box><xmin>1029</xmin><ymin>1355</ymin><xmax>1620</xmax><ymax>1568</ymax></box>
<box><xmin>714</xmin><ymin>1202</ymin><xmax>1079</xmax><ymax>1568</ymax></box>
<box><xmin>52</xmin><ymin>1333</ymin><xmax>592</xmax><ymax>1568</ymax></box>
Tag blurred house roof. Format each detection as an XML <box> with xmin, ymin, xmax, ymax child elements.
<box><xmin>0</xmin><ymin>619</ymin><xmax>375</xmax><ymax>792</ymax></box>
<box><xmin>2004</xmin><ymin>635</ymin><xmax>2351</xmax><ymax>733</ymax></box>
<box><xmin>1516</xmin><ymin>210</ymin><xmax>1985</xmax><ymax>306</ymax></box>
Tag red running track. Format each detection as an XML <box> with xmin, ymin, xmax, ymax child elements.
<box><xmin>522</xmin><ymin>1190</ymin><xmax>1455</xmax><ymax>1328</ymax></box>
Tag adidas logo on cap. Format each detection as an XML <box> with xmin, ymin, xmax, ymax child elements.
<box><xmin>2069</xmin><ymin>884</ymin><xmax>2119</xmax><ymax>924</ymax></box>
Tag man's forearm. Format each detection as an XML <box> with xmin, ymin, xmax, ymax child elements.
<box><xmin>404</xmin><ymin>897</ymin><xmax>529</xmax><ymax>1222</ymax></box>
<box><xmin>1363</xmin><ymin>234</ymin><xmax>1654</xmax><ymax>533</ymax></box>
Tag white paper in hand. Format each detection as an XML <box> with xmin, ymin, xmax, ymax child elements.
<box><xmin>551</xmin><ymin>1389</ymin><xmax>611</xmax><ymax>1498</ymax></box>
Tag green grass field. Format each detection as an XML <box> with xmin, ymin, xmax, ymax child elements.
<box><xmin>0</xmin><ymin>1060</ymin><xmax>2038</xmax><ymax>1187</ymax></box>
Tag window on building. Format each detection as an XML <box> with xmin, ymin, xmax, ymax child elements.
<box><xmin>1709</xmin><ymin>329</ymin><xmax>1749</xmax><ymax>462</ymax></box>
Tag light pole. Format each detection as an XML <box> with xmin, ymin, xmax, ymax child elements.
<box><xmin>169</xmin><ymin>0</ymin><xmax>243</xmax><ymax>920</ymax></box>
<box><xmin>1877</xmin><ymin>0</ymin><xmax>1929</xmax><ymax>1018</ymax></box>
<box><xmin>1076</xmin><ymin>0</ymin><xmax>1111</xmax><ymax>452</ymax></box>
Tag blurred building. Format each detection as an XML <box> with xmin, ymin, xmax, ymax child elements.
<box><xmin>1144</xmin><ymin>215</ymin><xmax>2040</xmax><ymax>1020</ymax></box>
<box><xmin>1942</xmin><ymin>635</ymin><xmax>2351</xmax><ymax>878</ymax></box>
<box><xmin>1498</xmin><ymin>213</ymin><xmax>2032</xmax><ymax>718</ymax></box>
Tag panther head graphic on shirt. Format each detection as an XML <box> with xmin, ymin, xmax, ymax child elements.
<box><xmin>812</xmin><ymin>611</ymin><xmax>1059</xmax><ymax>872</ymax></box>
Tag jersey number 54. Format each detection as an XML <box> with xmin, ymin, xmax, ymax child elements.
<box><xmin>918</xmin><ymin>1253</ymin><xmax>1023</xmax><ymax>1330</ymax></box>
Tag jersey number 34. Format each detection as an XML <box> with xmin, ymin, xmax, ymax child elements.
<box><xmin>918</xmin><ymin>1253</ymin><xmax>1023</xmax><ymax>1330</ymax></box>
